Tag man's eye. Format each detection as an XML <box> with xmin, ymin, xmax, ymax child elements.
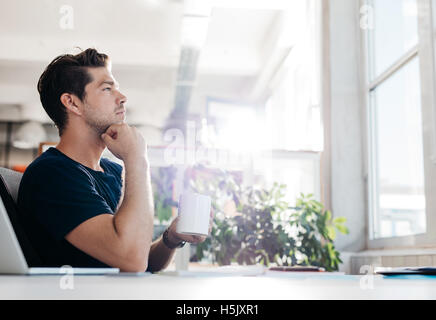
<box><xmin>103</xmin><ymin>87</ymin><xmax>111</xmax><ymax>91</ymax></box>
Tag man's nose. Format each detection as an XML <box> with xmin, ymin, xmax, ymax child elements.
<box><xmin>118</xmin><ymin>91</ymin><xmax>127</xmax><ymax>106</ymax></box>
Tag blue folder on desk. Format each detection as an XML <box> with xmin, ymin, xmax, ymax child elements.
<box><xmin>375</xmin><ymin>267</ymin><xmax>436</xmax><ymax>275</ymax></box>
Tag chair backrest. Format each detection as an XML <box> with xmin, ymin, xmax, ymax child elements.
<box><xmin>0</xmin><ymin>168</ymin><xmax>42</xmax><ymax>266</ymax></box>
<box><xmin>0</xmin><ymin>167</ymin><xmax>23</xmax><ymax>204</ymax></box>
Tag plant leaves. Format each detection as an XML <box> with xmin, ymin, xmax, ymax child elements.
<box><xmin>333</xmin><ymin>216</ymin><xmax>347</xmax><ymax>224</ymax></box>
<box><xmin>189</xmin><ymin>167</ymin><xmax>348</xmax><ymax>271</ymax></box>
<box><xmin>336</xmin><ymin>224</ymin><xmax>349</xmax><ymax>235</ymax></box>
<box><xmin>326</xmin><ymin>226</ymin><xmax>336</xmax><ymax>240</ymax></box>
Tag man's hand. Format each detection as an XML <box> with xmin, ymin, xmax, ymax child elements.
<box><xmin>167</xmin><ymin>208</ymin><xmax>214</xmax><ymax>245</ymax></box>
<box><xmin>101</xmin><ymin>123</ymin><xmax>147</xmax><ymax>164</ymax></box>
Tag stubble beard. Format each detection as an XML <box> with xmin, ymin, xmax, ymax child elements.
<box><xmin>83</xmin><ymin>103</ymin><xmax>115</xmax><ymax>136</ymax></box>
<box><xmin>82</xmin><ymin>98</ymin><xmax>127</xmax><ymax>136</ymax></box>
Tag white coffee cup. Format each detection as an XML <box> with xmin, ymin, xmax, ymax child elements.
<box><xmin>176</xmin><ymin>192</ymin><xmax>211</xmax><ymax>236</ymax></box>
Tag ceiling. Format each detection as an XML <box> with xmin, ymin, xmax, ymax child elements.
<box><xmin>0</xmin><ymin>0</ymin><xmax>300</xmax><ymax>144</ymax></box>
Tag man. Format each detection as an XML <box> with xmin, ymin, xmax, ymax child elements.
<box><xmin>17</xmin><ymin>48</ymin><xmax>209</xmax><ymax>272</ymax></box>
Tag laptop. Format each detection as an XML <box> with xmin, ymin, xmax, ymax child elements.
<box><xmin>0</xmin><ymin>173</ymin><xmax>119</xmax><ymax>275</ymax></box>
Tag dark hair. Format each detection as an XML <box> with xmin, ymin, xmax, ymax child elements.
<box><xmin>37</xmin><ymin>48</ymin><xmax>109</xmax><ymax>136</ymax></box>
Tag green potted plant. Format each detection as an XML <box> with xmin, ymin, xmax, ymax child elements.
<box><xmin>188</xmin><ymin>165</ymin><xmax>349</xmax><ymax>271</ymax></box>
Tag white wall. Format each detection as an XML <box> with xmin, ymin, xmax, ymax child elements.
<box><xmin>329</xmin><ymin>0</ymin><xmax>367</xmax><ymax>252</ymax></box>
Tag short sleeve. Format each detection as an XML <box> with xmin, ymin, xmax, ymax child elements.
<box><xmin>101</xmin><ymin>158</ymin><xmax>123</xmax><ymax>184</ymax></box>
<box><xmin>21</xmin><ymin>161</ymin><xmax>113</xmax><ymax>241</ymax></box>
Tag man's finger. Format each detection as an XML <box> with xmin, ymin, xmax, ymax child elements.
<box><xmin>193</xmin><ymin>235</ymin><xmax>206</xmax><ymax>242</ymax></box>
<box><xmin>106</xmin><ymin>127</ymin><xmax>119</xmax><ymax>139</ymax></box>
<box><xmin>101</xmin><ymin>133</ymin><xmax>113</xmax><ymax>144</ymax></box>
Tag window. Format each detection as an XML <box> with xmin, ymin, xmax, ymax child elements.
<box><xmin>256</xmin><ymin>0</ymin><xmax>322</xmax><ymax>205</ymax></box>
<box><xmin>370</xmin><ymin>57</ymin><xmax>425</xmax><ymax>238</ymax></box>
<box><xmin>370</xmin><ymin>0</ymin><xmax>418</xmax><ymax>79</ymax></box>
<box><xmin>364</xmin><ymin>0</ymin><xmax>436</xmax><ymax>245</ymax></box>
<box><xmin>202</xmin><ymin>0</ymin><xmax>323</xmax><ymax>207</ymax></box>
<box><xmin>205</xmin><ymin>99</ymin><xmax>321</xmax><ymax>207</ymax></box>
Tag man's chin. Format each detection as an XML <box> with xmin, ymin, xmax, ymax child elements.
<box><xmin>116</xmin><ymin>113</ymin><xmax>127</xmax><ymax>123</ymax></box>
<box><xmin>97</xmin><ymin>118</ymin><xmax>127</xmax><ymax>134</ymax></box>
<box><xmin>112</xmin><ymin>115</ymin><xmax>127</xmax><ymax>124</ymax></box>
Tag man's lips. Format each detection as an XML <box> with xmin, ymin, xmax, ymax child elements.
<box><xmin>116</xmin><ymin>109</ymin><xmax>125</xmax><ymax>115</ymax></box>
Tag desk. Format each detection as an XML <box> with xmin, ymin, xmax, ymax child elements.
<box><xmin>1</xmin><ymin>271</ymin><xmax>436</xmax><ymax>299</ymax></box>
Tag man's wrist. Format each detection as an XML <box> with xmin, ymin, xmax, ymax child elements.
<box><xmin>124</xmin><ymin>155</ymin><xmax>149</xmax><ymax>170</ymax></box>
<box><xmin>162</xmin><ymin>228</ymin><xmax>185</xmax><ymax>249</ymax></box>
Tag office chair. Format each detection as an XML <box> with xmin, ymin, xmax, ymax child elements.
<box><xmin>0</xmin><ymin>167</ymin><xmax>42</xmax><ymax>266</ymax></box>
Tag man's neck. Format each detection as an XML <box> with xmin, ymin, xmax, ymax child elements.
<box><xmin>56</xmin><ymin>126</ymin><xmax>107</xmax><ymax>172</ymax></box>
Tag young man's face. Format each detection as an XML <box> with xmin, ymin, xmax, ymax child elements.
<box><xmin>80</xmin><ymin>66</ymin><xmax>127</xmax><ymax>134</ymax></box>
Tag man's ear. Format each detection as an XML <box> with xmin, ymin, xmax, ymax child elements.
<box><xmin>60</xmin><ymin>93</ymin><xmax>83</xmax><ymax>116</ymax></box>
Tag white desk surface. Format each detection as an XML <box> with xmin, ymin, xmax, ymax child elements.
<box><xmin>1</xmin><ymin>271</ymin><xmax>436</xmax><ymax>300</ymax></box>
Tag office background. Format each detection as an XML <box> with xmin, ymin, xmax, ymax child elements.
<box><xmin>0</xmin><ymin>0</ymin><xmax>435</xmax><ymax>274</ymax></box>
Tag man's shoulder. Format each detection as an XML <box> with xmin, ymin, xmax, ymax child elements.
<box><xmin>100</xmin><ymin>157</ymin><xmax>122</xmax><ymax>167</ymax></box>
<box><xmin>23</xmin><ymin>148</ymin><xmax>88</xmax><ymax>180</ymax></box>
<box><xmin>101</xmin><ymin>157</ymin><xmax>123</xmax><ymax>175</ymax></box>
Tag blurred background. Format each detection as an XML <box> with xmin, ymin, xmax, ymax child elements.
<box><xmin>0</xmin><ymin>0</ymin><xmax>321</xmax><ymax>198</ymax></box>
<box><xmin>2</xmin><ymin>0</ymin><xmax>436</xmax><ymax>273</ymax></box>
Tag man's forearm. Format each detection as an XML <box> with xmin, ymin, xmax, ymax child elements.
<box><xmin>113</xmin><ymin>157</ymin><xmax>154</xmax><ymax>269</ymax></box>
<box><xmin>147</xmin><ymin>237</ymin><xmax>177</xmax><ymax>272</ymax></box>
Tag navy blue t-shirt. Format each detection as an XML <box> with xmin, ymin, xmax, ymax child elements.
<box><xmin>17</xmin><ymin>147</ymin><xmax>123</xmax><ymax>267</ymax></box>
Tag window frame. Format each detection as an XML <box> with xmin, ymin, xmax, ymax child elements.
<box><xmin>361</xmin><ymin>0</ymin><xmax>436</xmax><ymax>249</ymax></box>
